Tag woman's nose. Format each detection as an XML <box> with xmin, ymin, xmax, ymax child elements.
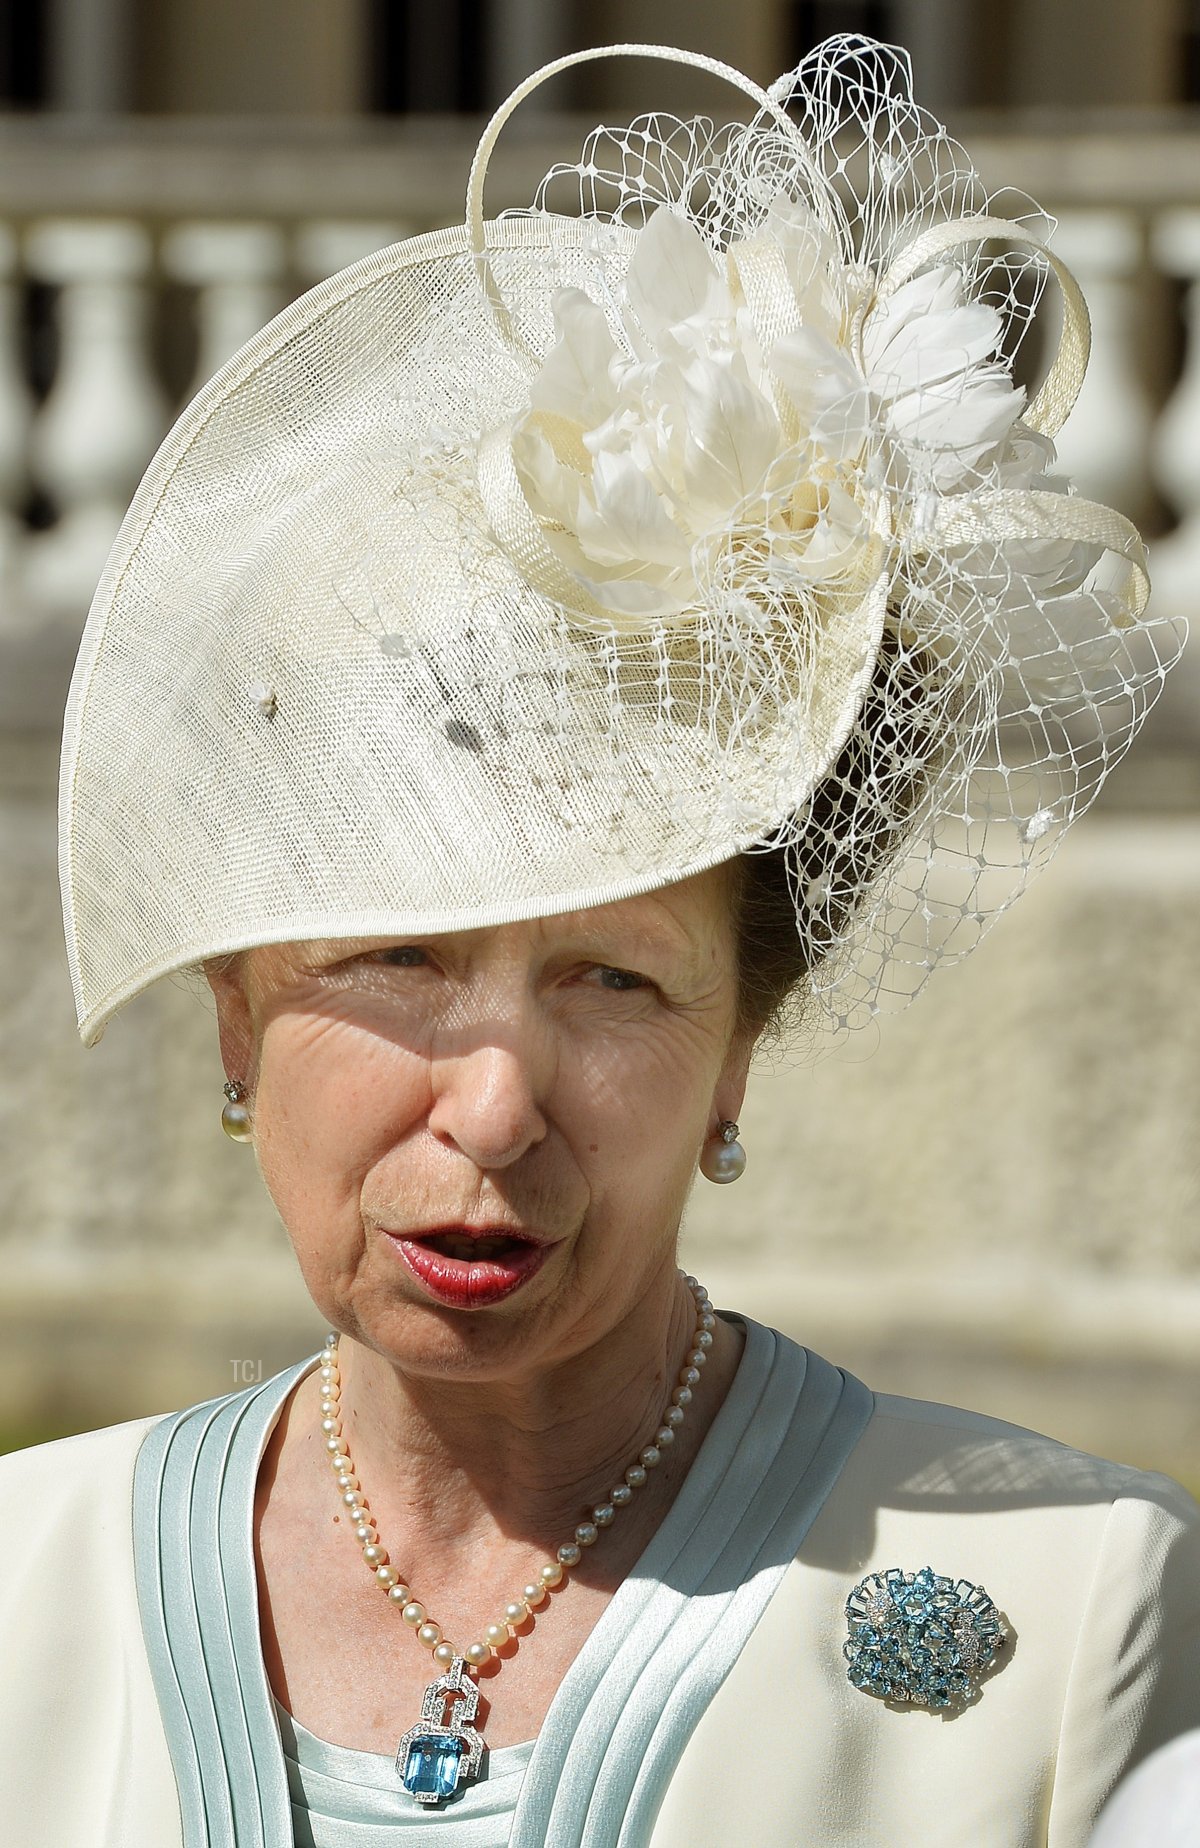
<box><xmin>426</xmin><ymin>1037</ymin><xmax>549</xmax><ymax>1170</ymax></box>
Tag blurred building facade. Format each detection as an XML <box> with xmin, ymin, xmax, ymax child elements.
<box><xmin>0</xmin><ymin>0</ymin><xmax>1197</xmax><ymax>1481</ymax></box>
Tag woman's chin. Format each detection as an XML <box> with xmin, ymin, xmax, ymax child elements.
<box><xmin>330</xmin><ymin>1248</ymin><xmax>575</xmax><ymax>1380</ymax></box>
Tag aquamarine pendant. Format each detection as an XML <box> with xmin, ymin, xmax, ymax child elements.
<box><xmin>396</xmin><ymin>1657</ymin><xmax>486</xmax><ymax>1804</ymax></box>
<box><xmin>401</xmin><ymin>1732</ymin><xmax>467</xmax><ymax>1801</ymax></box>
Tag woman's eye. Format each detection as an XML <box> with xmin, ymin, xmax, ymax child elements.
<box><xmin>593</xmin><ymin>965</ymin><xmax>648</xmax><ymax>992</ymax></box>
<box><xmin>370</xmin><ymin>945</ymin><xmax>428</xmax><ymax>968</ymax></box>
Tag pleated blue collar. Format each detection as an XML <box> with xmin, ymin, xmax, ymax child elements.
<box><xmin>133</xmin><ymin>1319</ymin><xmax>872</xmax><ymax>1846</ymax></box>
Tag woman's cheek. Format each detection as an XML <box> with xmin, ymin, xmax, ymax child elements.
<box><xmin>252</xmin><ymin>1074</ymin><xmax>333</xmax><ymax>1211</ymax></box>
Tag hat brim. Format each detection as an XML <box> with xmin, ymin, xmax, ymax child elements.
<box><xmin>60</xmin><ymin>216</ymin><xmax>884</xmax><ymax>1046</ymax></box>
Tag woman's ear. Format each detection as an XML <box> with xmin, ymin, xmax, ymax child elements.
<box><xmin>204</xmin><ymin>956</ymin><xmax>257</xmax><ymax>1089</ymax></box>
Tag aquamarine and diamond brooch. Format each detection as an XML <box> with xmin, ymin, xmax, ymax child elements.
<box><xmin>844</xmin><ymin>1567</ymin><xmax>1007</xmax><ymax>1710</ymax></box>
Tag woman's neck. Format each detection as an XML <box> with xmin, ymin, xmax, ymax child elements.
<box><xmin>315</xmin><ymin>1271</ymin><xmax>734</xmax><ymax>1563</ymax></box>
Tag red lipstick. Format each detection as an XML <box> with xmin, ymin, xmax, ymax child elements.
<box><xmin>384</xmin><ymin>1225</ymin><xmax>550</xmax><ymax>1308</ymax></box>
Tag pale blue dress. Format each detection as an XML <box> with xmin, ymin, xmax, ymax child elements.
<box><xmin>131</xmin><ymin>1318</ymin><xmax>873</xmax><ymax>1845</ymax></box>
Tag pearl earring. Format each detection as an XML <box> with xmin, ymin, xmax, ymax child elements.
<box><xmin>221</xmin><ymin>1079</ymin><xmax>254</xmax><ymax>1143</ymax></box>
<box><xmin>700</xmin><ymin>1119</ymin><xmax>746</xmax><ymax>1185</ymax></box>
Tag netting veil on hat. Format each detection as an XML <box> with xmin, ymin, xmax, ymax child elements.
<box><xmin>60</xmin><ymin>39</ymin><xmax>1180</xmax><ymax>1048</ymax></box>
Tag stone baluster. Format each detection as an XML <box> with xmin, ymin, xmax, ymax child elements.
<box><xmin>162</xmin><ymin>221</ymin><xmax>287</xmax><ymax>404</ymax></box>
<box><xmin>1047</xmin><ymin>212</ymin><xmax>1153</xmax><ymax>526</ymax></box>
<box><xmin>0</xmin><ymin>225</ymin><xmax>34</xmax><ymax>602</ymax></box>
<box><xmin>293</xmin><ymin>222</ymin><xmax>405</xmax><ymax>285</ymax></box>
<box><xmin>23</xmin><ymin>219</ymin><xmax>169</xmax><ymax>622</ymax></box>
<box><xmin>1144</xmin><ymin>210</ymin><xmax>1200</xmax><ymax>743</ymax></box>
<box><xmin>1150</xmin><ymin>212</ymin><xmax>1200</xmax><ymax>579</ymax></box>
<box><xmin>483</xmin><ymin>0</ymin><xmax>572</xmax><ymax>107</ymax></box>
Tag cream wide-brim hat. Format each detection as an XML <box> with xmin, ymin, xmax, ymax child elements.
<box><xmin>60</xmin><ymin>41</ymin><xmax>1172</xmax><ymax>1048</ymax></box>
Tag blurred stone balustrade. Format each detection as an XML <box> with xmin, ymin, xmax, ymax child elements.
<box><xmin>0</xmin><ymin>113</ymin><xmax>1196</xmax><ymax>1473</ymax></box>
<box><xmin>0</xmin><ymin>113</ymin><xmax>1198</xmax><ymax>730</ymax></box>
<box><xmin>0</xmin><ymin>115</ymin><xmax>1195</xmax><ymax>731</ymax></box>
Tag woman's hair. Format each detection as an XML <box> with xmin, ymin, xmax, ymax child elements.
<box><xmin>733</xmin><ymin>628</ymin><xmax>947</xmax><ymax>1040</ymax></box>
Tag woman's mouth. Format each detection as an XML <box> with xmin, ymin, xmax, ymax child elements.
<box><xmin>385</xmin><ymin>1227</ymin><xmax>550</xmax><ymax>1307</ymax></box>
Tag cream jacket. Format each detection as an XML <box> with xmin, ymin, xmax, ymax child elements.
<box><xmin>1</xmin><ymin>1326</ymin><xmax>1196</xmax><ymax>1847</ymax></box>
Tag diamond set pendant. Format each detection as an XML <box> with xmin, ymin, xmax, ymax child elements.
<box><xmin>844</xmin><ymin>1566</ymin><xmax>1007</xmax><ymax>1710</ymax></box>
<box><xmin>396</xmin><ymin>1657</ymin><xmax>486</xmax><ymax>1804</ymax></box>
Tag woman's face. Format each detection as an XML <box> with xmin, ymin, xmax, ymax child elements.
<box><xmin>209</xmin><ymin>867</ymin><xmax>752</xmax><ymax>1384</ymax></box>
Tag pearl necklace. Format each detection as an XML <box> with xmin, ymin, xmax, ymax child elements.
<box><xmin>318</xmin><ymin>1273</ymin><xmax>714</xmax><ymax>1805</ymax></box>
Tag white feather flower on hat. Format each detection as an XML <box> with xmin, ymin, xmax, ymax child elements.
<box><xmin>510</xmin><ymin>206</ymin><xmax>868</xmax><ymax>626</ymax></box>
<box><xmin>509</xmin><ymin>199</ymin><xmax>1035</xmax><ymax>635</ymax></box>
